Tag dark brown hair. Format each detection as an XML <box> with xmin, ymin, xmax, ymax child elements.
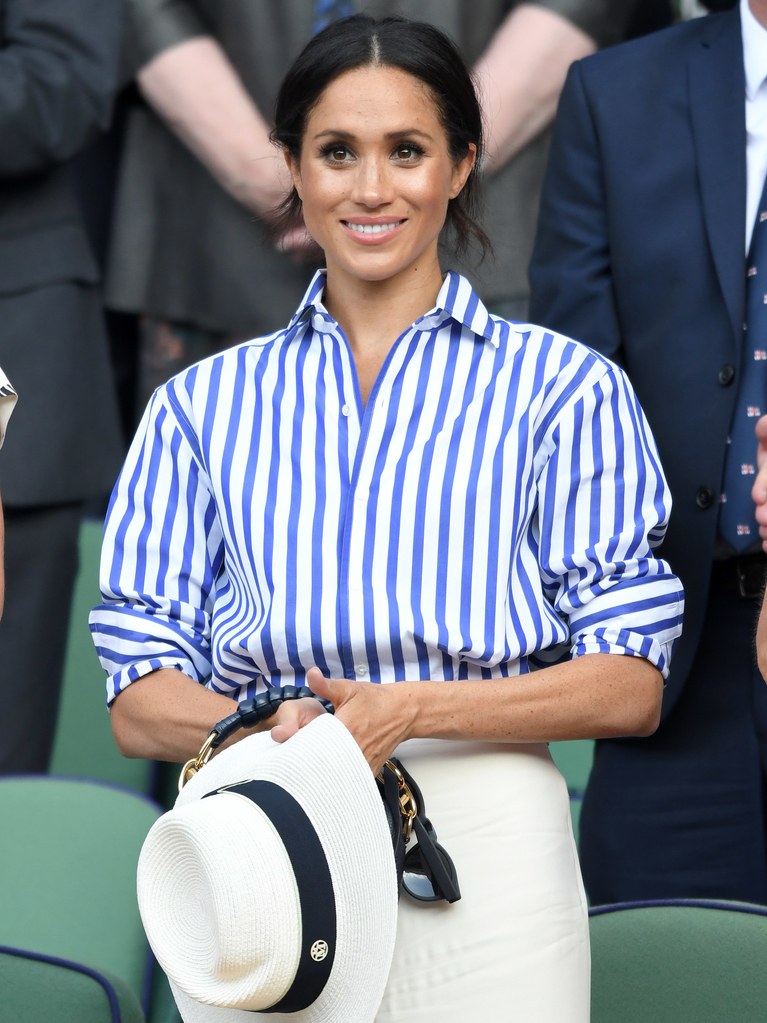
<box><xmin>270</xmin><ymin>14</ymin><xmax>489</xmax><ymax>259</ymax></box>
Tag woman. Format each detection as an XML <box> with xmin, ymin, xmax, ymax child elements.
<box><xmin>92</xmin><ymin>15</ymin><xmax>683</xmax><ymax>1021</ymax></box>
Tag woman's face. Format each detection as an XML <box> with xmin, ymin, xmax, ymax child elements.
<box><xmin>286</xmin><ymin>64</ymin><xmax>476</xmax><ymax>291</ymax></box>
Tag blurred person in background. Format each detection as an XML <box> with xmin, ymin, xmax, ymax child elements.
<box><xmin>105</xmin><ymin>0</ymin><xmax>665</xmax><ymax>421</ymax></box>
<box><xmin>0</xmin><ymin>0</ymin><xmax>124</xmax><ymax>774</ymax></box>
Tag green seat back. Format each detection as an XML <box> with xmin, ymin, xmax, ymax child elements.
<box><xmin>0</xmin><ymin>946</ymin><xmax>145</xmax><ymax>1023</ymax></box>
<box><xmin>50</xmin><ymin>520</ymin><xmax>154</xmax><ymax>794</ymax></box>
<box><xmin>590</xmin><ymin>901</ymin><xmax>767</xmax><ymax>1022</ymax></box>
<box><xmin>0</xmin><ymin>777</ymin><xmax>160</xmax><ymax>1003</ymax></box>
<box><xmin>549</xmin><ymin>739</ymin><xmax>594</xmax><ymax>792</ymax></box>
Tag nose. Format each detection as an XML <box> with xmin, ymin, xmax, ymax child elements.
<box><xmin>350</xmin><ymin>156</ymin><xmax>393</xmax><ymax>207</ymax></box>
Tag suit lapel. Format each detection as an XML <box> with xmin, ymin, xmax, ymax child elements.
<box><xmin>689</xmin><ymin>8</ymin><xmax>747</xmax><ymax>352</ymax></box>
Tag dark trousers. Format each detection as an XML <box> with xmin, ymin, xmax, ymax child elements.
<box><xmin>579</xmin><ymin>565</ymin><xmax>767</xmax><ymax>905</ymax></box>
<box><xmin>0</xmin><ymin>503</ymin><xmax>82</xmax><ymax>774</ymax></box>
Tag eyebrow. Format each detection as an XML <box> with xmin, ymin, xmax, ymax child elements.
<box><xmin>312</xmin><ymin>128</ymin><xmax>435</xmax><ymax>143</ymax></box>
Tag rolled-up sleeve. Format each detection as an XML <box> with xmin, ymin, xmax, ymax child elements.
<box><xmin>536</xmin><ymin>358</ymin><xmax>684</xmax><ymax>678</ymax></box>
<box><xmin>531</xmin><ymin>0</ymin><xmax>636</xmax><ymax>49</ymax></box>
<box><xmin>89</xmin><ymin>386</ymin><xmax>224</xmax><ymax>704</ymax></box>
<box><xmin>124</xmin><ymin>0</ymin><xmax>209</xmax><ymax>75</ymax></box>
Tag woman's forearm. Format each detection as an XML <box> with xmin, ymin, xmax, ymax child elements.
<box><xmin>110</xmin><ymin>667</ymin><xmax>240</xmax><ymax>762</ymax></box>
<box><xmin>307</xmin><ymin>654</ymin><xmax>663</xmax><ymax>775</ymax></box>
<box><xmin>406</xmin><ymin>654</ymin><xmax>662</xmax><ymax>744</ymax></box>
<box><xmin>110</xmin><ymin>667</ymin><xmax>328</xmax><ymax>763</ymax></box>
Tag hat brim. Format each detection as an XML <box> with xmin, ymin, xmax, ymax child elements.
<box><xmin>142</xmin><ymin>715</ymin><xmax>398</xmax><ymax>1023</ymax></box>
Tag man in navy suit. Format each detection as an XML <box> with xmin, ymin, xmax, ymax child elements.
<box><xmin>530</xmin><ymin>0</ymin><xmax>767</xmax><ymax>904</ymax></box>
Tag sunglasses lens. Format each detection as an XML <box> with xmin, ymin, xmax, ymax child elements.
<box><xmin>403</xmin><ymin>848</ymin><xmax>440</xmax><ymax>902</ymax></box>
<box><xmin>402</xmin><ymin>840</ymin><xmax>462</xmax><ymax>903</ymax></box>
<box><xmin>403</xmin><ymin>868</ymin><xmax>439</xmax><ymax>900</ymax></box>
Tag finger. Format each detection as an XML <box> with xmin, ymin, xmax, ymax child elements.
<box><xmin>306</xmin><ymin>667</ymin><xmax>334</xmax><ymax>702</ymax></box>
<box><xmin>753</xmin><ymin>470</ymin><xmax>767</xmax><ymax>505</ymax></box>
<box><xmin>270</xmin><ymin>695</ymin><xmax>325</xmax><ymax>743</ymax></box>
<box><xmin>270</xmin><ymin>720</ymin><xmax>299</xmax><ymax>744</ymax></box>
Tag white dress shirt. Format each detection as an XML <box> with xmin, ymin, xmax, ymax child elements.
<box><xmin>742</xmin><ymin>0</ymin><xmax>767</xmax><ymax>248</ymax></box>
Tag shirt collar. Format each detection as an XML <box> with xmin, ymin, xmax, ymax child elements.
<box><xmin>742</xmin><ymin>0</ymin><xmax>767</xmax><ymax>101</ymax></box>
<box><xmin>287</xmin><ymin>269</ymin><xmax>498</xmax><ymax>347</ymax></box>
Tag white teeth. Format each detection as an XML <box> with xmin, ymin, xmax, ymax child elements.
<box><xmin>346</xmin><ymin>222</ymin><xmax>400</xmax><ymax>234</ymax></box>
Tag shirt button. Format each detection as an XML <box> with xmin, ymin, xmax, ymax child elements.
<box><xmin>696</xmin><ymin>486</ymin><xmax>715</xmax><ymax>509</ymax></box>
<box><xmin>341</xmin><ymin>404</ymin><xmax>350</xmax><ymax>417</ymax></box>
<box><xmin>718</xmin><ymin>364</ymin><xmax>735</xmax><ymax>386</ymax></box>
<box><xmin>355</xmin><ymin>664</ymin><xmax>368</xmax><ymax>678</ymax></box>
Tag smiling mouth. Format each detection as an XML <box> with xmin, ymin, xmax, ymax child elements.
<box><xmin>343</xmin><ymin>221</ymin><xmax>404</xmax><ymax>235</ymax></box>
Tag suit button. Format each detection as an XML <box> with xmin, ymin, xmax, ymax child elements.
<box><xmin>718</xmin><ymin>364</ymin><xmax>735</xmax><ymax>386</ymax></box>
<box><xmin>696</xmin><ymin>487</ymin><xmax>715</xmax><ymax>509</ymax></box>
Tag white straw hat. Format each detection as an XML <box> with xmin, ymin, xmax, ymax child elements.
<box><xmin>137</xmin><ymin>714</ymin><xmax>398</xmax><ymax>1023</ymax></box>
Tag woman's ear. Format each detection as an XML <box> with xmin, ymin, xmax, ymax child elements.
<box><xmin>284</xmin><ymin>150</ymin><xmax>303</xmax><ymax>200</ymax></box>
<box><xmin>449</xmin><ymin>142</ymin><xmax>477</xmax><ymax>199</ymax></box>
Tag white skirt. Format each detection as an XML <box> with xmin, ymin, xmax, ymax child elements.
<box><xmin>375</xmin><ymin>740</ymin><xmax>590</xmax><ymax>1023</ymax></box>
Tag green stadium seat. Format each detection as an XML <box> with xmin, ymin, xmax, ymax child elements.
<box><xmin>0</xmin><ymin>776</ymin><xmax>161</xmax><ymax>1012</ymax></box>
<box><xmin>50</xmin><ymin>520</ymin><xmax>154</xmax><ymax>794</ymax></box>
<box><xmin>589</xmin><ymin>899</ymin><xmax>767</xmax><ymax>1022</ymax></box>
<box><xmin>549</xmin><ymin>739</ymin><xmax>594</xmax><ymax>793</ymax></box>
<box><xmin>0</xmin><ymin>946</ymin><xmax>145</xmax><ymax>1023</ymax></box>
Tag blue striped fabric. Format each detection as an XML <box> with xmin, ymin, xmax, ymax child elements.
<box><xmin>90</xmin><ymin>272</ymin><xmax>684</xmax><ymax>705</ymax></box>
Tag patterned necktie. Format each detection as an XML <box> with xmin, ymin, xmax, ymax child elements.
<box><xmin>312</xmin><ymin>0</ymin><xmax>354</xmax><ymax>34</ymax></box>
<box><xmin>719</xmin><ymin>177</ymin><xmax>767</xmax><ymax>551</ymax></box>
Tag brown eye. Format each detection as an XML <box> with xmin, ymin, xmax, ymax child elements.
<box><xmin>322</xmin><ymin>143</ymin><xmax>352</xmax><ymax>163</ymax></box>
<box><xmin>394</xmin><ymin>143</ymin><xmax>424</xmax><ymax>162</ymax></box>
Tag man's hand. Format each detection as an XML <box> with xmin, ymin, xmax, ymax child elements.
<box><xmin>752</xmin><ymin>414</ymin><xmax>767</xmax><ymax>552</ymax></box>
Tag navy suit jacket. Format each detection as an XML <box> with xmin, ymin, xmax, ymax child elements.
<box><xmin>530</xmin><ymin>7</ymin><xmax>746</xmax><ymax>718</ymax></box>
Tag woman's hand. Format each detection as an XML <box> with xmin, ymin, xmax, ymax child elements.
<box><xmin>299</xmin><ymin>668</ymin><xmax>418</xmax><ymax>775</ymax></box>
<box><xmin>268</xmin><ymin>694</ymin><xmax>328</xmax><ymax>745</ymax></box>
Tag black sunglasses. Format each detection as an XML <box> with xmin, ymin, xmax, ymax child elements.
<box><xmin>382</xmin><ymin>757</ymin><xmax>461</xmax><ymax>905</ymax></box>
<box><xmin>402</xmin><ymin>811</ymin><xmax>461</xmax><ymax>904</ymax></box>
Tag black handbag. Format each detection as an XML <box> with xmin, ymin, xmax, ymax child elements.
<box><xmin>181</xmin><ymin>686</ymin><xmax>461</xmax><ymax>905</ymax></box>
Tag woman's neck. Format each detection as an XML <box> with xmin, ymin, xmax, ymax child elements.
<box><xmin>326</xmin><ymin>258</ymin><xmax>441</xmax><ymax>342</ymax></box>
<box><xmin>322</xmin><ymin>263</ymin><xmax>444</xmax><ymax>405</ymax></box>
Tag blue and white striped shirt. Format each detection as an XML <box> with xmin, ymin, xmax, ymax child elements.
<box><xmin>91</xmin><ymin>272</ymin><xmax>683</xmax><ymax>705</ymax></box>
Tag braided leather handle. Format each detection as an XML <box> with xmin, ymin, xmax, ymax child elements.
<box><xmin>179</xmin><ymin>685</ymin><xmax>334</xmax><ymax>790</ymax></box>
